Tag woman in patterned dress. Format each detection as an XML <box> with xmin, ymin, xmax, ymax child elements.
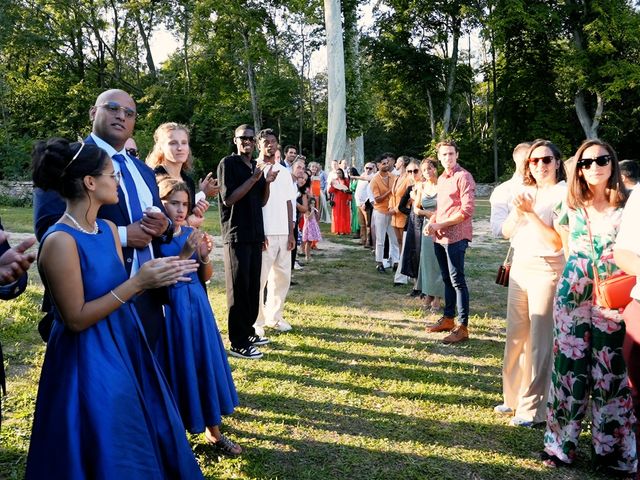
<box><xmin>542</xmin><ymin>139</ymin><xmax>636</xmax><ymax>477</ymax></box>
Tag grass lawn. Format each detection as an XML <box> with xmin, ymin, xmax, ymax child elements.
<box><xmin>0</xmin><ymin>199</ymin><xmax>613</xmax><ymax>479</ymax></box>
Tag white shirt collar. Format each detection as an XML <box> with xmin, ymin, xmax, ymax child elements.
<box><xmin>90</xmin><ymin>133</ymin><xmax>127</xmax><ymax>158</ymax></box>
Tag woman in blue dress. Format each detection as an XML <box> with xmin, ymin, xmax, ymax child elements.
<box><xmin>157</xmin><ymin>178</ymin><xmax>241</xmax><ymax>456</ymax></box>
<box><xmin>27</xmin><ymin>138</ymin><xmax>203</xmax><ymax>479</ymax></box>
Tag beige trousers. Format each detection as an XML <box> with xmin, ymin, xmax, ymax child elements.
<box><xmin>254</xmin><ymin>234</ymin><xmax>292</xmax><ymax>334</ymax></box>
<box><xmin>502</xmin><ymin>254</ymin><xmax>565</xmax><ymax>422</ymax></box>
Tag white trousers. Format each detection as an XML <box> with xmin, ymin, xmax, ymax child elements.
<box><xmin>372</xmin><ymin>209</ymin><xmax>399</xmax><ymax>264</ymax></box>
<box><xmin>394</xmin><ymin>231</ymin><xmax>409</xmax><ymax>284</ymax></box>
<box><xmin>254</xmin><ymin>235</ymin><xmax>292</xmax><ymax>334</ymax></box>
<box><xmin>502</xmin><ymin>255</ymin><xmax>564</xmax><ymax>422</ymax></box>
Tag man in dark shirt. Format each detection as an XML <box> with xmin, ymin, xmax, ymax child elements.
<box><xmin>218</xmin><ymin>124</ymin><xmax>278</xmax><ymax>359</ymax></box>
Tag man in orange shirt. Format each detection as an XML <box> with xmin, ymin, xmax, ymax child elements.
<box><xmin>370</xmin><ymin>153</ymin><xmax>399</xmax><ymax>273</ymax></box>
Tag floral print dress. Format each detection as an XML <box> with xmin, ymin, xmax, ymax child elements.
<box><xmin>544</xmin><ymin>206</ymin><xmax>637</xmax><ymax>474</ymax></box>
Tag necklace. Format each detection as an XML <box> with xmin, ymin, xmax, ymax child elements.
<box><xmin>64</xmin><ymin>212</ymin><xmax>98</xmax><ymax>234</ymax></box>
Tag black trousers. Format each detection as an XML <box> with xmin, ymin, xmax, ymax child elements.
<box><xmin>133</xmin><ymin>289</ymin><xmax>166</xmax><ymax>351</ymax></box>
<box><xmin>223</xmin><ymin>241</ymin><xmax>262</xmax><ymax>348</ymax></box>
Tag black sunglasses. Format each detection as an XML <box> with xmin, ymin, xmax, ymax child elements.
<box><xmin>236</xmin><ymin>136</ymin><xmax>255</xmax><ymax>142</ymax></box>
<box><xmin>577</xmin><ymin>155</ymin><xmax>611</xmax><ymax>170</ymax></box>
<box><xmin>97</xmin><ymin>101</ymin><xmax>137</xmax><ymax>119</ymax></box>
<box><xmin>528</xmin><ymin>156</ymin><xmax>554</xmax><ymax>166</ymax></box>
<box><xmin>126</xmin><ymin>148</ymin><xmax>139</xmax><ymax>158</ymax></box>
<box><xmin>407</xmin><ymin>169</ymin><xmax>419</xmax><ymax>174</ymax></box>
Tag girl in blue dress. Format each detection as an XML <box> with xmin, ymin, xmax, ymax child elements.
<box><xmin>27</xmin><ymin>138</ymin><xmax>203</xmax><ymax>479</ymax></box>
<box><xmin>157</xmin><ymin>178</ymin><xmax>241</xmax><ymax>456</ymax></box>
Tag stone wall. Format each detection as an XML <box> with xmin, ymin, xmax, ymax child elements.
<box><xmin>0</xmin><ymin>181</ymin><xmax>32</xmax><ymax>202</ymax></box>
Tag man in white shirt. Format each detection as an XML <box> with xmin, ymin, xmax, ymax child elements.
<box><xmin>254</xmin><ymin>129</ymin><xmax>297</xmax><ymax>336</ymax></box>
<box><xmin>355</xmin><ymin>163</ymin><xmax>375</xmax><ymax>247</ymax></box>
<box><xmin>489</xmin><ymin>142</ymin><xmax>531</xmax><ymax>237</ymax></box>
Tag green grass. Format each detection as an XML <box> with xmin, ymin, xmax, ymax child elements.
<box><xmin>0</xmin><ymin>202</ymin><xmax>613</xmax><ymax>479</ymax></box>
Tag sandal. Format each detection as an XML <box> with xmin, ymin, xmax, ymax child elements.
<box><xmin>206</xmin><ymin>434</ymin><xmax>242</xmax><ymax>457</ymax></box>
<box><xmin>540</xmin><ymin>451</ymin><xmax>571</xmax><ymax>468</ymax></box>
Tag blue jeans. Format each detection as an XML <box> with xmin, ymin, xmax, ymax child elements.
<box><xmin>434</xmin><ymin>239</ymin><xmax>469</xmax><ymax>326</ymax></box>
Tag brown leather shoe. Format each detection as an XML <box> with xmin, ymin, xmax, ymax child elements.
<box><xmin>442</xmin><ymin>325</ymin><xmax>469</xmax><ymax>344</ymax></box>
<box><xmin>427</xmin><ymin>316</ymin><xmax>455</xmax><ymax>333</ymax></box>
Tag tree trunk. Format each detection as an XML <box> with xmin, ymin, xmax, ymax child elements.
<box><xmin>323</xmin><ymin>0</ymin><xmax>348</xmax><ymax>169</ymax></box>
<box><xmin>491</xmin><ymin>30</ymin><xmax>498</xmax><ymax>182</ymax></box>
<box><xmin>298</xmin><ymin>20</ymin><xmax>306</xmax><ymax>152</ymax></box>
<box><xmin>241</xmin><ymin>30</ymin><xmax>261</xmax><ymax>132</ymax></box>
<box><xmin>442</xmin><ymin>15</ymin><xmax>461</xmax><ymax>136</ymax></box>
<box><xmin>426</xmin><ymin>89</ymin><xmax>436</xmax><ymax>140</ymax></box>
<box><xmin>134</xmin><ymin>11</ymin><xmax>157</xmax><ymax>79</ymax></box>
<box><xmin>575</xmin><ymin>91</ymin><xmax>603</xmax><ymax>139</ymax></box>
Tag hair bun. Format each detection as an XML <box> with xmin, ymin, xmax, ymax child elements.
<box><xmin>32</xmin><ymin>138</ymin><xmax>75</xmax><ymax>191</ymax></box>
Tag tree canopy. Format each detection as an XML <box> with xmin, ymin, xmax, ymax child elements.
<box><xmin>1</xmin><ymin>0</ymin><xmax>639</xmax><ymax>182</ymax></box>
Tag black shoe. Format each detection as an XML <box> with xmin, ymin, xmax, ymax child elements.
<box><xmin>407</xmin><ymin>289</ymin><xmax>421</xmax><ymax>297</ymax></box>
<box><xmin>376</xmin><ymin>265</ymin><xmax>386</xmax><ymax>273</ymax></box>
<box><xmin>247</xmin><ymin>335</ymin><xmax>270</xmax><ymax>346</ymax></box>
<box><xmin>229</xmin><ymin>345</ymin><xmax>263</xmax><ymax>359</ymax></box>
<box><xmin>392</xmin><ymin>263</ymin><xmax>399</xmax><ymax>272</ymax></box>
<box><xmin>393</xmin><ymin>282</ymin><xmax>404</xmax><ymax>287</ymax></box>
<box><xmin>290</xmin><ymin>280</ymin><xmax>299</xmax><ymax>286</ymax></box>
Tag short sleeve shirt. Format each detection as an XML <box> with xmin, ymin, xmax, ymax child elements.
<box><xmin>217</xmin><ymin>154</ymin><xmax>266</xmax><ymax>243</ymax></box>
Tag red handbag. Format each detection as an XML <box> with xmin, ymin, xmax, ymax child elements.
<box><xmin>585</xmin><ymin>209</ymin><xmax>636</xmax><ymax>310</ymax></box>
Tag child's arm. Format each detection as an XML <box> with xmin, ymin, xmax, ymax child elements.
<box><xmin>197</xmin><ymin>233</ymin><xmax>214</xmax><ymax>283</ymax></box>
<box><xmin>314</xmin><ymin>207</ymin><xmax>320</xmax><ymax>221</ymax></box>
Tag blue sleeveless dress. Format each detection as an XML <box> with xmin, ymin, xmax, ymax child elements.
<box><xmin>157</xmin><ymin>227</ymin><xmax>238</xmax><ymax>433</ymax></box>
<box><xmin>26</xmin><ymin>220</ymin><xmax>203</xmax><ymax>480</ymax></box>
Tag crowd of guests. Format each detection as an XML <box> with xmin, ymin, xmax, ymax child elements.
<box><xmin>1</xmin><ymin>86</ymin><xmax>640</xmax><ymax>478</ymax></box>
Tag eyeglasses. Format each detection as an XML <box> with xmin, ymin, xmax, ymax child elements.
<box><xmin>96</xmin><ymin>171</ymin><xmax>122</xmax><ymax>183</ymax></box>
<box><xmin>365</xmin><ymin>166</ymin><xmax>373</xmax><ymax>170</ymax></box>
<box><xmin>528</xmin><ymin>156</ymin><xmax>555</xmax><ymax>166</ymax></box>
<box><xmin>236</xmin><ymin>136</ymin><xmax>255</xmax><ymax>142</ymax></box>
<box><xmin>97</xmin><ymin>101</ymin><xmax>137</xmax><ymax>119</ymax></box>
<box><xmin>407</xmin><ymin>169</ymin><xmax>419</xmax><ymax>174</ymax></box>
<box><xmin>577</xmin><ymin>155</ymin><xmax>611</xmax><ymax>169</ymax></box>
<box><xmin>126</xmin><ymin>148</ymin><xmax>139</xmax><ymax>158</ymax></box>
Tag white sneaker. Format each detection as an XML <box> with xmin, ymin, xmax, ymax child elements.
<box><xmin>266</xmin><ymin>319</ymin><xmax>292</xmax><ymax>332</ymax></box>
<box><xmin>493</xmin><ymin>404</ymin><xmax>514</xmax><ymax>415</ymax></box>
<box><xmin>254</xmin><ymin>325</ymin><xmax>266</xmax><ymax>337</ymax></box>
<box><xmin>294</xmin><ymin>261</ymin><xmax>304</xmax><ymax>271</ymax></box>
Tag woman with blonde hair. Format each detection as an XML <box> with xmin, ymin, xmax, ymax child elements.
<box><xmin>147</xmin><ymin>122</ymin><xmax>217</xmax><ymax>228</ymax></box>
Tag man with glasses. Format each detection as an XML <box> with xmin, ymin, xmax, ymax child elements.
<box><xmin>218</xmin><ymin>125</ymin><xmax>277</xmax><ymax>359</ymax></box>
<box><xmin>426</xmin><ymin>140</ymin><xmax>476</xmax><ymax>344</ymax></box>
<box><xmin>34</xmin><ymin>89</ymin><xmax>174</xmax><ymax>348</ymax></box>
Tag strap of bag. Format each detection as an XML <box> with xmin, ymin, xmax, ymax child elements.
<box><xmin>502</xmin><ymin>244</ymin><xmax>513</xmax><ymax>266</ymax></box>
<box><xmin>583</xmin><ymin>208</ymin><xmax>602</xmax><ymax>305</ymax></box>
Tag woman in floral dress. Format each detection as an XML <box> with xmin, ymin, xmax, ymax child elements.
<box><xmin>542</xmin><ymin>139</ymin><xmax>636</xmax><ymax>476</ymax></box>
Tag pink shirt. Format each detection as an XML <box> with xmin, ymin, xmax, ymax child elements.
<box><xmin>434</xmin><ymin>163</ymin><xmax>475</xmax><ymax>244</ymax></box>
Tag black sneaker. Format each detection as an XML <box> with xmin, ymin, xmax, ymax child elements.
<box><xmin>376</xmin><ymin>264</ymin><xmax>386</xmax><ymax>273</ymax></box>
<box><xmin>247</xmin><ymin>335</ymin><xmax>270</xmax><ymax>346</ymax></box>
<box><xmin>229</xmin><ymin>345</ymin><xmax>263</xmax><ymax>359</ymax></box>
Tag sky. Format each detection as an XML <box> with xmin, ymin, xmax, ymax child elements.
<box><xmin>149</xmin><ymin>1</ymin><xmax>380</xmax><ymax>77</ymax></box>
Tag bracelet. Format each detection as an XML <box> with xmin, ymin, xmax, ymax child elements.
<box><xmin>110</xmin><ymin>289</ymin><xmax>126</xmax><ymax>304</ymax></box>
<box><xmin>200</xmin><ymin>256</ymin><xmax>211</xmax><ymax>264</ymax></box>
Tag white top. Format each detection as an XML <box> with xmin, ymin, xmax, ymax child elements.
<box><xmin>510</xmin><ymin>181</ymin><xmax>567</xmax><ymax>259</ymax></box>
<box><xmin>355</xmin><ymin>179</ymin><xmax>370</xmax><ymax>207</ymax></box>
<box><xmin>260</xmin><ymin>161</ymin><xmax>297</xmax><ymax>236</ymax></box>
<box><xmin>326</xmin><ymin>170</ymin><xmax>338</xmax><ymax>193</ymax></box>
<box><xmin>91</xmin><ymin>133</ymin><xmax>154</xmax><ymax>274</ymax></box>
<box><xmin>615</xmin><ymin>188</ymin><xmax>640</xmax><ymax>299</ymax></box>
<box><xmin>489</xmin><ymin>173</ymin><xmax>524</xmax><ymax>238</ymax></box>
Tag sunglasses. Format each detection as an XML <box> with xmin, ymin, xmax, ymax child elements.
<box><xmin>577</xmin><ymin>155</ymin><xmax>611</xmax><ymax>169</ymax></box>
<box><xmin>407</xmin><ymin>169</ymin><xmax>420</xmax><ymax>174</ymax></box>
<box><xmin>365</xmin><ymin>167</ymin><xmax>373</xmax><ymax>170</ymax></box>
<box><xmin>97</xmin><ymin>101</ymin><xmax>137</xmax><ymax>119</ymax></box>
<box><xmin>236</xmin><ymin>136</ymin><xmax>255</xmax><ymax>142</ymax></box>
<box><xmin>528</xmin><ymin>156</ymin><xmax>555</xmax><ymax>166</ymax></box>
<box><xmin>126</xmin><ymin>148</ymin><xmax>139</xmax><ymax>158</ymax></box>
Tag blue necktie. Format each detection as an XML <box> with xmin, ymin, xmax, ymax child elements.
<box><xmin>112</xmin><ymin>154</ymin><xmax>152</xmax><ymax>265</ymax></box>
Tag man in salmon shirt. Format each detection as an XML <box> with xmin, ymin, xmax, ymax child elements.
<box><xmin>370</xmin><ymin>153</ymin><xmax>399</xmax><ymax>273</ymax></box>
<box><xmin>426</xmin><ymin>140</ymin><xmax>476</xmax><ymax>344</ymax></box>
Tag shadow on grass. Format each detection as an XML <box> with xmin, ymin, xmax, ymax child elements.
<box><xmin>215</xmin><ymin>420</ymin><xmax>611</xmax><ymax>480</ymax></box>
